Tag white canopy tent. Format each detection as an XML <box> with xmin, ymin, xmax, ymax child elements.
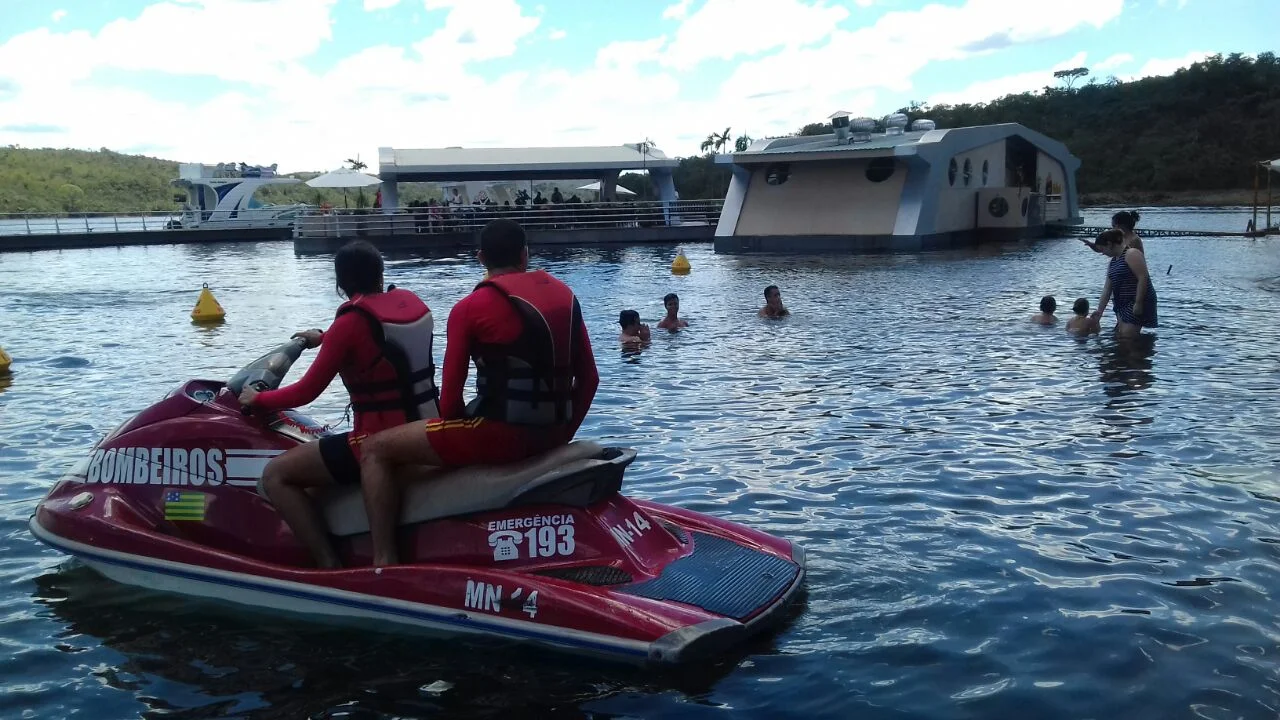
<box><xmin>576</xmin><ymin>181</ymin><xmax>636</xmax><ymax>196</ymax></box>
<box><xmin>306</xmin><ymin>167</ymin><xmax>382</xmax><ymax>207</ymax></box>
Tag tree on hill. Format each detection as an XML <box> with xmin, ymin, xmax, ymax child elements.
<box><xmin>1053</xmin><ymin>67</ymin><xmax>1090</xmax><ymax>89</ymax></box>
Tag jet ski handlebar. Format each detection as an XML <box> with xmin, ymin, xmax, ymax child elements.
<box><xmin>226</xmin><ymin>337</ymin><xmax>308</xmax><ymax>397</ymax></box>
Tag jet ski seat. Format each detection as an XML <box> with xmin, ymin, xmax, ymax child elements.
<box><xmin>318</xmin><ymin>441</ymin><xmax>636</xmax><ymax>538</ymax></box>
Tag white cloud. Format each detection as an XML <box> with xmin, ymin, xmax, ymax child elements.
<box><xmin>363</xmin><ymin>0</ymin><xmax>402</xmax><ymax>9</ymax></box>
<box><xmin>1124</xmin><ymin>50</ymin><xmax>1212</xmax><ymax>80</ymax></box>
<box><xmin>548</xmin><ymin>29</ymin><xmax>566</xmax><ymax>40</ymax></box>
<box><xmin>662</xmin><ymin>0</ymin><xmax>693</xmax><ymax>20</ymax></box>
<box><xmin>1157</xmin><ymin>0</ymin><xmax>1190</xmax><ymax>7</ymax></box>
<box><xmin>0</xmin><ymin>0</ymin><xmax>1136</xmax><ymax>170</ymax></box>
<box><xmin>1052</xmin><ymin>51</ymin><xmax>1087</xmax><ymax>71</ymax></box>
<box><xmin>1095</xmin><ymin>52</ymin><xmax>1132</xmax><ymax>71</ymax></box>
<box><xmin>929</xmin><ymin>69</ymin><xmax>1054</xmax><ymax>106</ymax></box>
<box><xmin>416</xmin><ymin>0</ymin><xmax>540</xmax><ymax>65</ymax></box>
<box><xmin>51</xmin><ymin>9</ymin><xmax>67</xmax><ymax>22</ymax></box>
<box><xmin>661</xmin><ymin>0</ymin><xmax>850</xmax><ymax>70</ymax></box>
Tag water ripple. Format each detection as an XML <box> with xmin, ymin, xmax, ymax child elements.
<box><xmin>2</xmin><ymin>211</ymin><xmax>1280</xmax><ymax>718</ymax></box>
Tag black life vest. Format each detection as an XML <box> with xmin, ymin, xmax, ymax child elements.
<box><xmin>467</xmin><ymin>270</ymin><xmax>580</xmax><ymax>426</ymax></box>
<box><xmin>336</xmin><ymin>288</ymin><xmax>440</xmax><ymax>423</ymax></box>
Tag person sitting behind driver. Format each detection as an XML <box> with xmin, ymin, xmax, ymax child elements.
<box><xmin>357</xmin><ymin>219</ymin><xmax>599</xmax><ymax>567</ymax></box>
<box><xmin>238</xmin><ymin>240</ymin><xmax>439</xmax><ymax>569</ymax></box>
<box><xmin>619</xmin><ymin>309</ymin><xmax>651</xmax><ymax>344</ymax></box>
<box><xmin>1030</xmin><ymin>295</ymin><xmax>1057</xmax><ymax>325</ymax></box>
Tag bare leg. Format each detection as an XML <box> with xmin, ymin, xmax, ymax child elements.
<box><xmin>1115</xmin><ymin>321</ymin><xmax>1143</xmax><ymax>338</ymax></box>
<box><xmin>357</xmin><ymin>421</ymin><xmax>445</xmax><ymax>566</ymax></box>
<box><xmin>261</xmin><ymin>441</ymin><xmax>341</xmax><ymax>569</ymax></box>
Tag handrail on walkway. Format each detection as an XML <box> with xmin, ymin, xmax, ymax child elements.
<box><xmin>294</xmin><ymin>199</ymin><xmax>725</xmax><ymax>238</ymax></box>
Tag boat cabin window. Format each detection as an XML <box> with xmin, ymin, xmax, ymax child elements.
<box><xmin>963</xmin><ymin>159</ymin><xmax>973</xmax><ymax>186</ymax></box>
<box><xmin>982</xmin><ymin>160</ymin><xmax>989</xmax><ymax>186</ymax></box>
<box><xmin>765</xmin><ymin>164</ymin><xmax>790</xmax><ymax>186</ymax></box>
<box><xmin>948</xmin><ymin>159</ymin><xmax>958</xmax><ymax>186</ymax></box>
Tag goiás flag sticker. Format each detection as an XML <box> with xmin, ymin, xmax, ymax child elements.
<box><xmin>164</xmin><ymin>490</ymin><xmax>206</xmax><ymax>521</ymax></box>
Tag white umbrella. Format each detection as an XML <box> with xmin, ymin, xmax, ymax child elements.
<box><xmin>306</xmin><ymin>167</ymin><xmax>383</xmax><ymax>188</ymax></box>
<box><xmin>577</xmin><ymin>181</ymin><xmax>636</xmax><ymax>196</ymax></box>
<box><xmin>306</xmin><ymin>167</ymin><xmax>382</xmax><ymax>208</ymax></box>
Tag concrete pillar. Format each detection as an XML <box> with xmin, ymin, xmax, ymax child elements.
<box><xmin>601</xmin><ymin>172</ymin><xmax>619</xmax><ymax>202</ymax></box>
<box><xmin>381</xmin><ymin>178</ymin><xmax>399</xmax><ymax>214</ymax></box>
<box><xmin>652</xmin><ymin>169</ymin><xmax>677</xmax><ymax>225</ymax></box>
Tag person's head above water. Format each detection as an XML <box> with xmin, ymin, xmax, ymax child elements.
<box><xmin>764</xmin><ymin>285</ymin><xmax>782</xmax><ymax>304</ymax></box>
<box><xmin>478</xmin><ymin>218</ymin><xmax>528</xmax><ymax>271</ymax></box>
<box><xmin>1072</xmin><ymin>297</ymin><xmax>1089</xmax><ymax>316</ymax></box>
<box><xmin>334</xmin><ymin>240</ymin><xmax>384</xmax><ymax>298</ymax></box>
<box><xmin>663</xmin><ymin>292</ymin><xmax>679</xmax><ymax>315</ymax></box>
<box><xmin>1040</xmin><ymin>295</ymin><xmax>1057</xmax><ymax>315</ymax></box>
<box><xmin>1095</xmin><ymin>228</ymin><xmax>1126</xmax><ymax>257</ymax></box>
<box><xmin>1111</xmin><ymin>210</ymin><xmax>1140</xmax><ymax>233</ymax></box>
<box><xmin>618</xmin><ymin>309</ymin><xmax>640</xmax><ymax>330</ymax></box>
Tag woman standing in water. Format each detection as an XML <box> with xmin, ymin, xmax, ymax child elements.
<box><xmin>1112</xmin><ymin>210</ymin><xmax>1144</xmax><ymax>252</ymax></box>
<box><xmin>1089</xmin><ymin>229</ymin><xmax>1157</xmax><ymax>337</ymax></box>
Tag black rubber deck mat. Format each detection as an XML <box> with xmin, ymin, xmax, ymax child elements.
<box><xmin>618</xmin><ymin>532</ymin><xmax>798</xmax><ymax>621</ymax></box>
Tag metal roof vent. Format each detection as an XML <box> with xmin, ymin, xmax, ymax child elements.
<box><xmin>851</xmin><ymin>117</ymin><xmax>875</xmax><ymax>143</ymax></box>
<box><xmin>829</xmin><ymin>111</ymin><xmax>852</xmax><ymax>144</ymax></box>
<box><xmin>885</xmin><ymin>113</ymin><xmax>909</xmax><ymax>136</ymax></box>
<box><xmin>911</xmin><ymin>119</ymin><xmax>936</xmax><ymax>132</ymax></box>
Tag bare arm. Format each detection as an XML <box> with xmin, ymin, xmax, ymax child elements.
<box><xmin>1093</xmin><ymin>277</ymin><xmax>1112</xmax><ymax>318</ymax></box>
<box><xmin>1125</xmin><ymin>248</ymin><xmax>1151</xmax><ymax>311</ymax></box>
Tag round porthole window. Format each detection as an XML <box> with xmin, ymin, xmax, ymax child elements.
<box><xmin>988</xmin><ymin>197</ymin><xmax>1009</xmax><ymax>218</ymax></box>
<box><xmin>765</xmin><ymin>164</ymin><xmax>790</xmax><ymax>186</ymax></box>
<box><xmin>963</xmin><ymin>158</ymin><xmax>972</xmax><ymax>186</ymax></box>
<box><xmin>865</xmin><ymin>158</ymin><xmax>895</xmax><ymax>183</ymax></box>
<box><xmin>982</xmin><ymin>159</ymin><xmax>989</xmax><ymax>186</ymax></box>
<box><xmin>948</xmin><ymin>158</ymin><xmax>958</xmax><ymax>186</ymax></box>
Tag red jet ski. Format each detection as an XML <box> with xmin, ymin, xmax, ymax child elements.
<box><xmin>30</xmin><ymin>339</ymin><xmax>805</xmax><ymax>664</ymax></box>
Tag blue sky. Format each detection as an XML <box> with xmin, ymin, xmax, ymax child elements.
<box><xmin>0</xmin><ymin>0</ymin><xmax>1273</xmax><ymax>171</ymax></box>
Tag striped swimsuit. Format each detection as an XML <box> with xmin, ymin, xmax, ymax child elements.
<box><xmin>1108</xmin><ymin>254</ymin><xmax>1158</xmax><ymax>327</ymax></box>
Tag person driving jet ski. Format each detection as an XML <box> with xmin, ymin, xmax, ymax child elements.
<box><xmin>239</xmin><ymin>240</ymin><xmax>438</xmax><ymax>568</ymax></box>
<box><xmin>356</xmin><ymin>219</ymin><xmax>600</xmax><ymax>566</ymax></box>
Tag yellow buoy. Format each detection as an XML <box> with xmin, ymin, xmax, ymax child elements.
<box><xmin>671</xmin><ymin>250</ymin><xmax>691</xmax><ymax>275</ymax></box>
<box><xmin>191</xmin><ymin>283</ymin><xmax>226</xmax><ymax>324</ymax></box>
<box><xmin>0</xmin><ymin>346</ymin><xmax>11</xmax><ymax>374</ymax></box>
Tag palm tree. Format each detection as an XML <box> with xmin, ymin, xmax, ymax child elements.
<box><xmin>713</xmin><ymin>127</ymin><xmax>732</xmax><ymax>154</ymax></box>
<box><xmin>700</xmin><ymin>134</ymin><xmax>717</xmax><ymax>154</ymax></box>
<box><xmin>734</xmin><ymin>134</ymin><xmax>754</xmax><ymax>152</ymax></box>
<box><xmin>345</xmin><ymin>156</ymin><xmax>367</xmax><ymax>172</ymax></box>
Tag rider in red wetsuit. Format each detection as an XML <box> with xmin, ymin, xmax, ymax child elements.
<box><xmin>358</xmin><ymin>219</ymin><xmax>599</xmax><ymax>566</ymax></box>
<box><xmin>239</xmin><ymin>240</ymin><xmax>438</xmax><ymax>568</ymax></box>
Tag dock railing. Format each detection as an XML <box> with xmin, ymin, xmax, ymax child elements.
<box><xmin>294</xmin><ymin>199</ymin><xmax>725</xmax><ymax>238</ymax></box>
<box><xmin>0</xmin><ymin>208</ymin><xmax>301</xmax><ymax>236</ymax></box>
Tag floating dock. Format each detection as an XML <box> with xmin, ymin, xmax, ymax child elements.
<box><xmin>290</xmin><ymin>202</ymin><xmax>721</xmax><ymax>255</ymax></box>
<box><xmin>0</xmin><ymin>212</ymin><xmax>292</xmax><ymax>253</ymax></box>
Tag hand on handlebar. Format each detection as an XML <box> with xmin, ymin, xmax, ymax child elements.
<box><xmin>238</xmin><ymin>384</ymin><xmax>261</xmax><ymax>408</ymax></box>
<box><xmin>291</xmin><ymin>329</ymin><xmax>323</xmax><ymax>349</ymax></box>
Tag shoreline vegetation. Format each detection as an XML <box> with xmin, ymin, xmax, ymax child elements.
<box><xmin>0</xmin><ymin>53</ymin><xmax>1276</xmax><ymax>216</ymax></box>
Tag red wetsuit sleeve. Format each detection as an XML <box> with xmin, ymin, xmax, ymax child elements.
<box><xmin>439</xmin><ymin>295</ymin><xmax>475</xmax><ymax>419</ymax></box>
<box><xmin>253</xmin><ymin>313</ymin><xmax>358</xmax><ymax>411</ymax></box>
<box><xmin>569</xmin><ymin>303</ymin><xmax>599</xmax><ymax>435</ymax></box>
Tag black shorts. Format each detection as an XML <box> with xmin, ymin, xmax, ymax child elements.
<box><xmin>318</xmin><ymin>432</ymin><xmax>362</xmax><ymax>486</ymax></box>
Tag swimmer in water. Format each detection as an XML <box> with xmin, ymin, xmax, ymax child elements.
<box><xmin>759</xmin><ymin>285</ymin><xmax>789</xmax><ymax>319</ymax></box>
<box><xmin>1030</xmin><ymin>295</ymin><xmax>1057</xmax><ymax>325</ymax></box>
<box><xmin>656</xmin><ymin>293</ymin><xmax>689</xmax><ymax>330</ymax></box>
<box><xmin>619</xmin><ymin>309</ymin><xmax>651</xmax><ymax>345</ymax></box>
<box><xmin>1065</xmin><ymin>297</ymin><xmax>1100</xmax><ymax>335</ymax></box>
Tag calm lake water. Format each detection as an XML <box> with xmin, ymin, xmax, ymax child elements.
<box><xmin>1</xmin><ymin>207</ymin><xmax>1279</xmax><ymax>719</ymax></box>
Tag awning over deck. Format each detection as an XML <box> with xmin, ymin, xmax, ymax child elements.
<box><xmin>378</xmin><ymin>144</ymin><xmax>678</xmax><ymax>182</ymax></box>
